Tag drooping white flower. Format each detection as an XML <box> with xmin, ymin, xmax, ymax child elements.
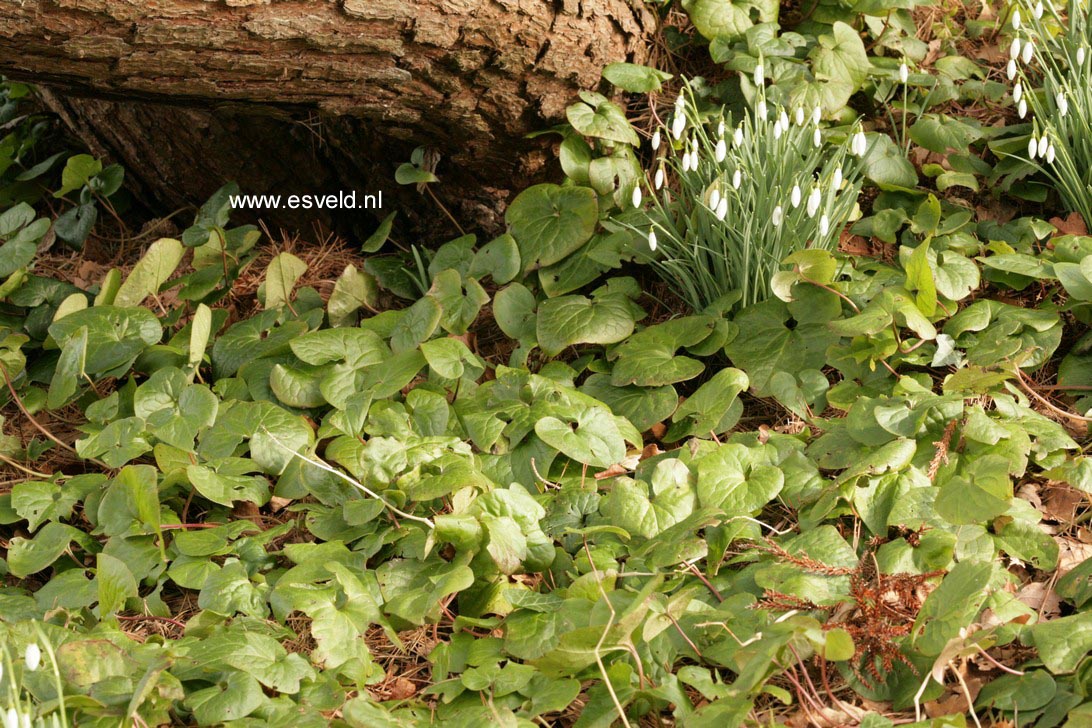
<box><xmin>1018</xmin><ymin>98</ymin><xmax>1028</xmax><ymax>117</ymax></box>
<box><xmin>899</xmin><ymin>63</ymin><xmax>909</xmax><ymax>83</ymax></box>
<box><xmin>1022</xmin><ymin>38</ymin><xmax>1034</xmax><ymax>64</ymax></box>
<box><xmin>806</xmin><ymin>186</ymin><xmax>821</xmax><ymax>218</ymax></box>
<box><xmin>710</xmin><ymin>188</ymin><xmax>721</xmax><ymax>211</ymax></box>
<box><xmin>654</xmin><ymin>166</ymin><xmax>665</xmax><ymax>190</ymax></box>
<box><xmin>25</xmin><ymin>642</ymin><xmax>41</xmax><ymax>671</ymax></box>
<box><xmin>651</xmin><ymin>130</ymin><xmax>661</xmax><ymax>150</ymax></box>
<box><xmin>1039</xmin><ymin>134</ymin><xmax>1049</xmax><ymax>157</ymax></box>
<box><xmin>852</xmin><ymin>130</ymin><xmax>867</xmax><ymax>156</ymax></box>
<box><xmin>732</xmin><ymin>168</ymin><xmax>742</xmax><ymax>189</ymax></box>
<box><xmin>1010</xmin><ymin>37</ymin><xmax>1022</xmax><ymax>60</ymax></box>
<box><xmin>715</xmin><ymin>197</ymin><xmax>728</xmax><ymax>220</ymax></box>
<box><xmin>1028</xmin><ymin>135</ymin><xmax>1038</xmax><ymax>158</ymax></box>
<box><xmin>717</xmin><ymin>120</ymin><xmax>726</xmax><ymax>138</ymax></box>
<box><xmin>772</xmin><ymin>205</ymin><xmax>784</xmax><ymax>226</ymax></box>
<box><xmin>791</xmin><ymin>184</ymin><xmax>802</xmax><ymax>208</ymax></box>
<box><xmin>671</xmin><ymin>114</ymin><xmax>685</xmax><ymax>140</ymax></box>
<box><xmin>813</xmin><ymin>128</ymin><xmax>822</xmax><ymax>148</ymax></box>
<box><xmin>1057</xmin><ymin>91</ymin><xmax>1069</xmax><ymax>117</ymax></box>
<box><xmin>675</xmin><ymin>92</ymin><xmax>686</xmax><ymax>110</ymax></box>
<box><xmin>1007</xmin><ymin>59</ymin><xmax>1018</xmax><ymax>79</ymax></box>
<box><xmin>774</xmin><ymin>118</ymin><xmax>784</xmax><ymax>139</ymax></box>
<box><xmin>819</xmin><ymin>214</ymin><xmax>830</xmax><ymax>236</ymax></box>
<box><xmin>1014</xmin><ymin>82</ymin><xmax>1023</xmax><ymax>103</ymax></box>
<box><xmin>1078</xmin><ymin>47</ymin><xmax>1087</xmax><ymax>66</ymax></box>
<box><xmin>6</xmin><ymin>707</ymin><xmax>21</xmax><ymax>728</ymax></box>
<box><xmin>631</xmin><ymin>185</ymin><xmax>642</xmax><ymax>208</ymax></box>
<box><xmin>795</xmin><ymin>107</ymin><xmax>805</xmax><ymax>126</ymax></box>
<box><xmin>754</xmin><ymin>63</ymin><xmax>764</xmax><ymax>86</ymax></box>
<box><xmin>733</xmin><ymin>127</ymin><xmax>744</xmax><ymax>147</ymax></box>
<box><xmin>680</xmin><ymin>151</ymin><xmax>691</xmax><ymax>172</ymax></box>
<box><xmin>1033</xmin><ymin>1</ymin><xmax>1044</xmax><ymax>20</ymax></box>
<box><xmin>648</xmin><ymin>230</ymin><xmax>657</xmax><ymax>251</ymax></box>
<box><xmin>779</xmin><ymin>109</ymin><xmax>789</xmax><ymax>130</ymax></box>
<box><xmin>832</xmin><ymin>166</ymin><xmax>843</xmax><ymax>190</ymax></box>
<box><xmin>1012</xmin><ymin>8</ymin><xmax>1021</xmax><ymax>29</ymax></box>
<box><xmin>812</xmin><ymin>105</ymin><xmax>822</xmax><ymax>125</ymax></box>
<box><xmin>1047</xmin><ymin>143</ymin><xmax>1056</xmax><ymax>163</ymax></box>
<box><xmin>757</xmin><ymin>99</ymin><xmax>768</xmax><ymax>121</ymax></box>
<box><xmin>715</xmin><ymin>137</ymin><xmax>727</xmax><ymax>162</ymax></box>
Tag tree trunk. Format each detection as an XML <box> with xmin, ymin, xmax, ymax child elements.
<box><xmin>0</xmin><ymin>0</ymin><xmax>653</xmax><ymax>237</ymax></box>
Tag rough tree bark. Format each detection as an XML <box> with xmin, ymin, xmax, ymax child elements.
<box><xmin>0</xmin><ymin>0</ymin><xmax>653</xmax><ymax>237</ymax></box>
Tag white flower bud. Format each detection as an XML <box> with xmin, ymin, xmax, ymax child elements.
<box><xmin>1007</xmin><ymin>59</ymin><xmax>1018</xmax><ymax>79</ymax></box>
<box><xmin>1034</xmin><ymin>1</ymin><xmax>1044</xmax><ymax>20</ymax></box>
<box><xmin>1039</xmin><ymin>134</ymin><xmax>1049</xmax><ymax>157</ymax></box>
<box><xmin>733</xmin><ymin>168</ymin><xmax>742</xmax><ymax>189</ymax></box>
<box><xmin>631</xmin><ymin>185</ymin><xmax>642</xmax><ymax>208</ymax></box>
<box><xmin>715</xmin><ymin>137</ymin><xmax>727</xmax><ymax>162</ymax></box>
<box><xmin>6</xmin><ymin>708</ymin><xmax>20</xmax><ymax>728</ymax></box>
<box><xmin>772</xmin><ymin>205</ymin><xmax>784</xmax><ymax>226</ymax></box>
<box><xmin>819</xmin><ymin>214</ymin><xmax>830</xmax><ymax>236</ymax></box>
<box><xmin>717</xmin><ymin>120</ymin><xmax>726</xmax><ymax>138</ymax></box>
<box><xmin>733</xmin><ymin>127</ymin><xmax>744</xmax><ymax>147</ymax></box>
<box><xmin>791</xmin><ymin>185</ymin><xmax>802</xmax><ymax>208</ymax></box>
<box><xmin>1010</xmin><ymin>37</ymin><xmax>1022</xmax><ymax>60</ymax></box>
<box><xmin>813</xmin><ymin>105</ymin><xmax>822</xmax><ymax>125</ymax></box>
<box><xmin>806</xmin><ymin>186</ymin><xmax>821</xmax><ymax>218</ymax></box>
<box><xmin>899</xmin><ymin>63</ymin><xmax>909</xmax><ymax>83</ymax></box>
<box><xmin>813</xmin><ymin>128</ymin><xmax>822</xmax><ymax>148</ymax></box>
<box><xmin>671</xmin><ymin>114</ymin><xmax>685</xmax><ymax>140</ymax></box>
<box><xmin>651</xmin><ymin>130</ymin><xmax>661</xmax><ymax>150</ymax></box>
<box><xmin>1047</xmin><ymin>143</ymin><xmax>1056</xmax><ymax>163</ymax></box>
<box><xmin>1022</xmin><ymin>38</ymin><xmax>1034</xmax><ymax>64</ymax></box>
<box><xmin>1018</xmin><ymin>98</ymin><xmax>1028</xmax><ymax>117</ymax></box>
<box><xmin>1028</xmin><ymin>136</ymin><xmax>1038</xmax><ymax>158</ymax></box>
<box><xmin>832</xmin><ymin>166</ymin><xmax>843</xmax><ymax>190</ymax></box>
<box><xmin>25</xmin><ymin>643</ymin><xmax>41</xmax><ymax>671</ymax></box>
<box><xmin>754</xmin><ymin>63</ymin><xmax>764</xmax><ymax>86</ymax></box>
<box><xmin>757</xmin><ymin>100</ymin><xmax>768</xmax><ymax>121</ymax></box>
<box><xmin>853</xmin><ymin>131</ymin><xmax>867</xmax><ymax>156</ymax></box>
<box><xmin>1057</xmin><ymin>91</ymin><xmax>1069</xmax><ymax>116</ymax></box>
<box><xmin>1014</xmin><ymin>82</ymin><xmax>1023</xmax><ymax>103</ymax></box>
<box><xmin>648</xmin><ymin>230</ymin><xmax>657</xmax><ymax>251</ymax></box>
<box><xmin>710</xmin><ymin>188</ymin><xmax>721</xmax><ymax>211</ymax></box>
<box><xmin>779</xmin><ymin>110</ymin><xmax>789</xmax><ymax>130</ymax></box>
<box><xmin>715</xmin><ymin>197</ymin><xmax>728</xmax><ymax>220</ymax></box>
<box><xmin>795</xmin><ymin>107</ymin><xmax>805</xmax><ymax>126</ymax></box>
<box><xmin>675</xmin><ymin>92</ymin><xmax>686</xmax><ymax>110</ymax></box>
<box><xmin>1078</xmin><ymin>47</ymin><xmax>1087</xmax><ymax>66</ymax></box>
<box><xmin>1012</xmin><ymin>8</ymin><xmax>1021</xmax><ymax>29</ymax></box>
<box><xmin>774</xmin><ymin>118</ymin><xmax>784</xmax><ymax>139</ymax></box>
<box><xmin>654</xmin><ymin>166</ymin><xmax>665</xmax><ymax>190</ymax></box>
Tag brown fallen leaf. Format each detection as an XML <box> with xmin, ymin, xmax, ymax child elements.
<box><xmin>1050</xmin><ymin>211</ymin><xmax>1088</xmax><ymax>237</ymax></box>
<box><xmin>387</xmin><ymin>677</ymin><xmax>417</xmax><ymax>700</ymax></box>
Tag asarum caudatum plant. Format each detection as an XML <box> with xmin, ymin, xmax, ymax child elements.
<box><xmin>629</xmin><ymin>81</ymin><xmax>866</xmax><ymax>312</ymax></box>
<box><xmin>1006</xmin><ymin>0</ymin><xmax>1092</xmax><ymax>223</ymax></box>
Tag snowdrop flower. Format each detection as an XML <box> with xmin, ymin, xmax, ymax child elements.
<box><xmin>774</xmin><ymin>118</ymin><xmax>784</xmax><ymax>139</ymax></box>
<box><xmin>1028</xmin><ymin>135</ymin><xmax>1038</xmax><ymax>158</ymax></box>
<box><xmin>772</xmin><ymin>205</ymin><xmax>784</xmax><ymax>226</ymax></box>
<box><xmin>1010</xmin><ymin>37</ymin><xmax>1022</xmax><ymax>60</ymax></box>
<box><xmin>648</xmin><ymin>230</ymin><xmax>657</xmax><ymax>251</ymax></box>
<box><xmin>754</xmin><ymin>63</ymin><xmax>764</xmax><ymax>86</ymax></box>
<box><xmin>1022</xmin><ymin>38</ymin><xmax>1034</xmax><ymax>64</ymax></box>
<box><xmin>715</xmin><ymin>137</ymin><xmax>727</xmax><ymax>162</ymax></box>
<box><xmin>631</xmin><ymin>185</ymin><xmax>642</xmax><ymax>208</ymax></box>
<box><xmin>791</xmin><ymin>184</ymin><xmax>802</xmax><ymax>208</ymax></box>
<box><xmin>813</xmin><ymin>128</ymin><xmax>822</xmax><ymax>148</ymax></box>
<box><xmin>819</xmin><ymin>214</ymin><xmax>830</xmax><ymax>236</ymax></box>
<box><xmin>1047</xmin><ymin>143</ymin><xmax>1056</xmax><ymax>163</ymax></box>
<box><xmin>715</xmin><ymin>197</ymin><xmax>728</xmax><ymax>220</ymax></box>
<box><xmin>795</xmin><ymin>106</ymin><xmax>805</xmax><ymax>126</ymax></box>
<box><xmin>1079</xmin><ymin>47</ymin><xmax>1087</xmax><ymax>66</ymax></box>
<box><xmin>812</xmin><ymin>105</ymin><xmax>822</xmax><ymax>125</ymax></box>
<box><xmin>1057</xmin><ymin>91</ymin><xmax>1069</xmax><ymax>117</ymax></box>
<box><xmin>757</xmin><ymin>99</ymin><xmax>768</xmax><ymax>121</ymax></box>
<box><xmin>654</xmin><ymin>166</ymin><xmax>665</xmax><ymax>190</ymax></box>
<box><xmin>733</xmin><ymin>127</ymin><xmax>744</xmax><ymax>147</ymax></box>
<box><xmin>1019</xmin><ymin>98</ymin><xmax>1028</xmax><ymax>117</ymax></box>
<box><xmin>680</xmin><ymin>151</ymin><xmax>690</xmax><ymax>172</ymax></box>
<box><xmin>779</xmin><ymin>109</ymin><xmax>789</xmax><ymax>130</ymax></box>
<box><xmin>671</xmin><ymin>114</ymin><xmax>685</xmax><ymax>140</ymax></box>
<box><xmin>732</xmin><ymin>168</ymin><xmax>742</xmax><ymax>189</ymax></box>
<box><xmin>1007</xmin><ymin>59</ymin><xmax>1018</xmax><ymax>79</ymax></box>
<box><xmin>5</xmin><ymin>707</ymin><xmax>22</xmax><ymax>728</ymax></box>
<box><xmin>832</xmin><ymin>166</ymin><xmax>843</xmax><ymax>190</ymax></box>
<box><xmin>852</xmin><ymin>130</ymin><xmax>867</xmax><ymax>156</ymax></box>
<box><xmin>806</xmin><ymin>186</ymin><xmax>821</xmax><ymax>218</ymax></box>
<box><xmin>710</xmin><ymin>188</ymin><xmax>721</xmax><ymax>211</ymax></box>
<box><xmin>1012</xmin><ymin>8</ymin><xmax>1021</xmax><ymax>29</ymax></box>
<box><xmin>25</xmin><ymin>642</ymin><xmax>41</xmax><ymax>671</ymax></box>
<box><xmin>674</xmin><ymin>92</ymin><xmax>685</xmax><ymax>110</ymax></box>
<box><xmin>899</xmin><ymin>63</ymin><xmax>909</xmax><ymax>83</ymax></box>
<box><xmin>1039</xmin><ymin>134</ymin><xmax>1049</xmax><ymax>157</ymax></box>
<box><xmin>717</xmin><ymin>120</ymin><xmax>726</xmax><ymax>138</ymax></box>
<box><xmin>1014</xmin><ymin>82</ymin><xmax>1023</xmax><ymax>104</ymax></box>
<box><xmin>1033</xmin><ymin>1</ymin><xmax>1044</xmax><ymax>20</ymax></box>
<box><xmin>651</xmin><ymin>130</ymin><xmax>661</xmax><ymax>151</ymax></box>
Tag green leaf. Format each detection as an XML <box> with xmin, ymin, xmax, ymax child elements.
<box><xmin>580</xmin><ymin>374</ymin><xmax>678</xmax><ymax>432</ymax></box>
<box><xmin>186</xmin><ymin>670</ymin><xmax>264</xmax><ymax>724</ymax></box>
<box><xmin>910</xmin><ymin>115</ymin><xmax>984</xmax><ymax>153</ymax></box>
<box><xmin>390</xmin><ymin>294</ymin><xmax>442</xmax><ymax>353</ymax></box>
<box><xmin>199</xmin><ymin>558</ymin><xmax>267</xmax><ymax>617</ymax></box>
<box><xmin>905</xmin><ymin>240</ymin><xmax>937</xmax><ymax>316</ymax></box>
<box><xmin>565</xmin><ymin>92</ymin><xmax>640</xmax><ymax>146</ymax></box>
<box><xmin>725</xmin><ymin>300</ymin><xmax>836</xmax><ymax>397</ymax></box>
<box><xmin>666</xmin><ymin>367</ymin><xmax>749</xmax><ymax>442</ymax></box>
<box><xmin>48</xmin><ymin>306</ymin><xmax>163</xmax><ymax>377</ymax></box>
<box><xmin>7</xmin><ymin>522</ymin><xmax>78</xmax><ymax>577</ymax></box>
<box><xmin>536</xmin><ymin>290</ymin><xmax>639</xmax><ymax>356</ymax></box>
<box><xmin>860</xmin><ymin>133</ymin><xmax>918</xmax><ymax>188</ymax></box>
<box><xmin>263</xmin><ymin>252</ymin><xmax>307</xmax><ymax>309</ymax></box>
<box><xmin>535</xmin><ymin>404</ymin><xmax>627</xmax><ymax>468</ymax></box>
<box><xmin>812</xmin><ymin>22</ymin><xmax>870</xmax><ymax>88</ymax></box>
<box><xmin>493</xmin><ymin>283</ymin><xmax>538</xmax><ymax>343</ymax></box>
<box><xmin>113</xmin><ymin>238</ymin><xmax>185</xmax><ymax>307</ymax></box>
<box><xmin>506</xmin><ymin>184</ymin><xmax>598</xmax><ymax>272</ymax></box>
<box><xmin>913</xmin><ymin>560</ymin><xmax>994</xmax><ymax>656</ymax></box>
<box><xmin>1031</xmin><ymin>611</ymin><xmax>1092</xmax><ymax>673</ymax></box>
<box><xmin>363</xmin><ymin>211</ymin><xmax>396</xmax><ymax>252</ymax></box>
<box><xmin>602</xmin><ymin>63</ymin><xmax>673</xmax><ymax>93</ymax></box>
<box><xmin>187</xmin><ymin>464</ymin><xmax>270</xmax><ymax>507</ymax></box>
<box><xmin>430</xmin><ymin>268</ymin><xmax>489</xmax><ymax>335</ymax></box>
<box><xmin>468</xmin><ymin>233</ymin><xmax>520</xmax><ymax>284</ymax></box>
<box><xmin>55</xmin><ymin>154</ymin><xmax>103</xmax><ymax>197</ymax></box>
<box><xmin>327</xmin><ymin>264</ymin><xmax>378</xmax><ymax>327</ymax></box>
<box><xmin>96</xmin><ymin>552</ymin><xmax>138</xmax><ymax>617</ymax></box>
<box><xmin>681</xmin><ymin>0</ymin><xmax>777</xmax><ymax>41</ymax></box>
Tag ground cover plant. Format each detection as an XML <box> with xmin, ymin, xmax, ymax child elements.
<box><xmin>2</xmin><ymin>0</ymin><xmax>1092</xmax><ymax>726</ymax></box>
